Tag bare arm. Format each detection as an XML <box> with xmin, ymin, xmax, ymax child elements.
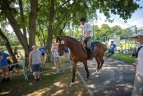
<box><xmin>51</xmin><ymin>46</ymin><xmax>54</xmax><ymax>54</ymax></box>
<box><xmin>40</xmin><ymin>55</ymin><xmax>43</xmax><ymax>64</ymax></box>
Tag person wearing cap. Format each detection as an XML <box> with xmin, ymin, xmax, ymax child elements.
<box><xmin>0</xmin><ymin>48</ymin><xmax>10</xmax><ymax>83</ymax></box>
<box><xmin>132</xmin><ymin>31</ymin><xmax>143</xmax><ymax>96</ymax></box>
<box><xmin>80</xmin><ymin>17</ymin><xmax>93</xmax><ymax>59</ymax></box>
<box><xmin>29</xmin><ymin>45</ymin><xmax>43</xmax><ymax>82</ymax></box>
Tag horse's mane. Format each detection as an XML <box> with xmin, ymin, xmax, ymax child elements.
<box><xmin>60</xmin><ymin>36</ymin><xmax>80</xmax><ymax>44</ymax></box>
<box><xmin>59</xmin><ymin>36</ymin><xmax>107</xmax><ymax>51</ymax></box>
<box><xmin>61</xmin><ymin>36</ymin><xmax>78</xmax><ymax>41</ymax></box>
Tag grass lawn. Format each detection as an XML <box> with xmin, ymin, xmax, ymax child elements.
<box><xmin>0</xmin><ymin>68</ymin><xmax>89</xmax><ymax>96</ymax></box>
<box><xmin>114</xmin><ymin>53</ymin><xmax>136</xmax><ymax>64</ymax></box>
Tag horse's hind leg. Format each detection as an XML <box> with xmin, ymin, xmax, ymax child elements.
<box><xmin>95</xmin><ymin>57</ymin><xmax>100</xmax><ymax>73</ymax></box>
<box><xmin>99</xmin><ymin>54</ymin><xmax>104</xmax><ymax>69</ymax></box>
<box><xmin>99</xmin><ymin>56</ymin><xmax>104</xmax><ymax>69</ymax></box>
<box><xmin>71</xmin><ymin>60</ymin><xmax>77</xmax><ymax>83</ymax></box>
<box><xmin>83</xmin><ymin>61</ymin><xmax>89</xmax><ymax>78</ymax></box>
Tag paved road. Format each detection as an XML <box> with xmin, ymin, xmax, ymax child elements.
<box><xmin>77</xmin><ymin>59</ymin><xmax>135</xmax><ymax>96</ymax></box>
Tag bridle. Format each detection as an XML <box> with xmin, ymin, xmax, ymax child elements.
<box><xmin>56</xmin><ymin>37</ymin><xmax>65</xmax><ymax>55</ymax></box>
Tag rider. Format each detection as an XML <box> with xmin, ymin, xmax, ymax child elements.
<box><xmin>80</xmin><ymin>18</ymin><xmax>93</xmax><ymax>59</ymax></box>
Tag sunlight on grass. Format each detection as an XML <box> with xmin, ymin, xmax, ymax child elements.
<box><xmin>0</xmin><ymin>54</ymin><xmax>89</xmax><ymax>96</ymax></box>
<box><xmin>26</xmin><ymin>87</ymin><xmax>51</xmax><ymax>96</ymax></box>
<box><xmin>54</xmin><ymin>82</ymin><xmax>65</xmax><ymax>88</ymax></box>
<box><xmin>0</xmin><ymin>91</ymin><xmax>10</xmax><ymax>95</ymax></box>
<box><xmin>75</xmin><ymin>91</ymin><xmax>83</xmax><ymax>96</ymax></box>
<box><xmin>52</xmin><ymin>90</ymin><xmax>64</xmax><ymax>96</ymax></box>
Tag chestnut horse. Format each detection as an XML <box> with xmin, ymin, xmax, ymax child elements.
<box><xmin>56</xmin><ymin>36</ymin><xmax>107</xmax><ymax>83</ymax></box>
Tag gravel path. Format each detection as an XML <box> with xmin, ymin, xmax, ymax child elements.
<box><xmin>77</xmin><ymin>59</ymin><xmax>135</xmax><ymax>96</ymax></box>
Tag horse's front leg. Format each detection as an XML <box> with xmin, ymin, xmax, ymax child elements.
<box><xmin>83</xmin><ymin>60</ymin><xmax>89</xmax><ymax>78</ymax></box>
<box><xmin>71</xmin><ymin>60</ymin><xmax>77</xmax><ymax>83</ymax></box>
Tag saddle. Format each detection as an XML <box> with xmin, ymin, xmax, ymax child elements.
<box><xmin>82</xmin><ymin>42</ymin><xmax>97</xmax><ymax>60</ymax></box>
<box><xmin>83</xmin><ymin>42</ymin><xmax>97</xmax><ymax>53</ymax></box>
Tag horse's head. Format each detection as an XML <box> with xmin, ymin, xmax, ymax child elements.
<box><xmin>56</xmin><ymin>36</ymin><xmax>66</xmax><ymax>56</ymax></box>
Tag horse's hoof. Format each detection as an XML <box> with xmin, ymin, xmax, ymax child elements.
<box><xmin>95</xmin><ymin>70</ymin><xmax>99</xmax><ymax>75</ymax></box>
<box><xmin>70</xmin><ymin>82</ymin><xmax>75</xmax><ymax>87</ymax></box>
<box><xmin>86</xmin><ymin>75</ymin><xmax>89</xmax><ymax>79</ymax></box>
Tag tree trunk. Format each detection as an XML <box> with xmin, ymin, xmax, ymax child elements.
<box><xmin>19</xmin><ymin>0</ymin><xmax>27</xmax><ymax>39</ymax></box>
<box><xmin>19</xmin><ymin>0</ymin><xmax>29</xmax><ymax>65</ymax></box>
<box><xmin>0</xmin><ymin>29</ymin><xmax>18</xmax><ymax>63</ymax></box>
<box><xmin>29</xmin><ymin>0</ymin><xmax>38</xmax><ymax>49</ymax></box>
<box><xmin>46</xmin><ymin>0</ymin><xmax>55</xmax><ymax>62</ymax></box>
<box><xmin>1</xmin><ymin>1</ymin><xmax>29</xmax><ymax>55</ymax></box>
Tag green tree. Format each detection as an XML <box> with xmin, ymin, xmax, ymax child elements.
<box><xmin>100</xmin><ymin>24</ymin><xmax>111</xmax><ymax>42</ymax></box>
<box><xmin>1</xmin><ymin>0</ymin><xmax>38</xmax><ymax>65</ymax></box>
<box><xmin>0</xmin><ymin>0</ymin><xmax>140</xmax><ymax>62</ymax></box>
<box><xmin>93</xmin><ymin>25</ymin><xmax>101</xmax><ymax>40</ymax></box>
<box><xmin>111</xmin><ymin>25</ymin><xmax>124</xmax><ymax>39</ymax></box>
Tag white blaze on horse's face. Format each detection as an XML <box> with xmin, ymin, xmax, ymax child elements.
<box><xmin>61</xmin><ymin>40</ymin><xmax>64</xmax><ymax>44</ymax></box>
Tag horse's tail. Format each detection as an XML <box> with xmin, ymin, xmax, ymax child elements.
<box><xmin>102</xmin><ymin>44</ymin><xmax>107</xmax><ymax>51</ymax></box>
<box><xmin>95</xmin><ymin>42</ymin><xmax>107</xmax><ymax>51</ymax></box>
<box><xmin>95</xmin><ymin>42</ymin><xmax>107</xmax><ymax>56</ymax></box>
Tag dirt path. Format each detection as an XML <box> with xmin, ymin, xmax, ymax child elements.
<box><xmin>77</xmin><ymin>59</ymin><xmax>135</xmax><ymax>96</ymax></box>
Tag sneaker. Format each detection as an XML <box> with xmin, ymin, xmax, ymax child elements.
<box><xmin>37</xmin><ymin>78</ymin><xmax>41</xmax><ymax>81</ymax></box>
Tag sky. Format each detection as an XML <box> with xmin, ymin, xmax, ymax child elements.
<box><xmin>93</xmin><ymin>0</ymin><xmax>143</xmax><ymax>29</ymax></box>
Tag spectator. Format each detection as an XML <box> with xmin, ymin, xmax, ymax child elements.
<box><xmin>38</xmin><ymin>45</ymin><xmax>47</xmax><ymax>66</ymax></box>
<box><xmin>51</xmin><ymin>43</ymin><xmax>61</xmax><ymax>73</ymax></box>
<box><xmin>13</xmin><ymin>47</ymin><xmax>19</xmax><ymax>60</ymax></box>
<box><xmin>106</xmin><ymin>41</ymin><xmax>116</xmax><ymax>60</ymax></box>
<box><xmin>132</xmin><ymin>31</ymin><xmax>143</xmax><ymax>96</ymax></box>
<box><xmin>29</xmin><ymin>45</ymin><xmax>43</xmax><ymax>82</ymax></box>
<box><xmin>0</xmin><ymin>48</ymin><xmax>10</xmax><ymax>83</ymax></box>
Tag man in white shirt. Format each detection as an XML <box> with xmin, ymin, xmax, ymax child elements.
<box><xmin>80</xmin><ymin>18</ymin><xmax>93</xmax><ymax>59</ymax></box>
<box><xmin>132</xmin><ymin>31</ymin><xmax>143</xmax><ymax>96</ymax></box>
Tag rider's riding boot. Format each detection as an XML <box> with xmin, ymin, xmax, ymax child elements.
<box><xmin>86</xmin><ymin>47</ymin><xmax>92</xmax><ymax>60</ymax></box>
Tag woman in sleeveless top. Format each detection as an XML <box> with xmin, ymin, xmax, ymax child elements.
<box><xmin>51</xmin><ymin>43</ymin><xmax>61</xmax><ymax>73</ymax></box>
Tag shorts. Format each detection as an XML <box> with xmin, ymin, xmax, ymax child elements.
<box><xmin>0</xmin><ymin>63</ymin><xmax>9</xmax><ymax>67</ymax></box>
<box><xmin>14</xmin><ymin>52</ymin><xmax>18</xmax><ymax>55</ymax></box>
<box><xmin>41</xmin><ymin>53</ymin><xmax>45</xmax><ymax>56</ymax></box>
<box><xmin>108</xmin><ymin>49</ymin><xmax>115</xmax><ymax>54</ymax></box>
<box><xmin>53</xmin><ymin>57</ymin><xmax>59</xmax><ymax>61</ymax></box>
<box><xmin>32</xmin><ymin>64</ymin><xmax>41</xmax><ymax>72</ymax></box>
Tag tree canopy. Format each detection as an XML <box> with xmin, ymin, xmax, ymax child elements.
<box><xmin>0</xmin><ymin>0</ymin><xmax>140</xmax><ymax>60</ymax></box>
